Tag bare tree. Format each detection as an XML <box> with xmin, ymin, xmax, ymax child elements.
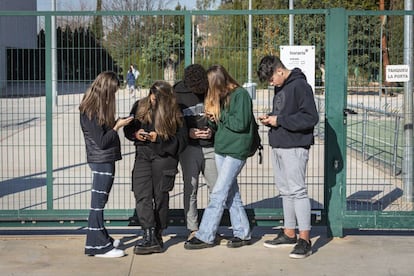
<box><xmin>102</xmin><ymin>0</ymin><xmax>173</xmax><ymax>11</ymax></box>
<box><xmin>379</xmin><ymin>0</ymin><xmax>390</xmax><ymax>86</ymax></box>
<box><xmin>56</xmin><ymin>0</ymin><xmax>95</xmax><ymax>30</ymax></box>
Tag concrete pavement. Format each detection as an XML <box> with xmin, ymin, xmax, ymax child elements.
<box><xmin>0</xmin><ymin>226</ymin><xmax>413</xmax><ymax>276</ymax></box>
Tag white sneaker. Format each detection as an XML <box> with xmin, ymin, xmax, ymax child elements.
<box><xmin>95</xmin><ymin>248</ymin><xmax>125</xmax><ymax>258</ymax></box>
<box><xmin>113</xmin><ymin>239</ymin><xmax>121</xmax><ymax>248</ymax></box>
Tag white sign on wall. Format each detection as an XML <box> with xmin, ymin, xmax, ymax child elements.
<box><xmin>280</xmin><ymin>45</ymin><xmax>315</xmax><ymax>91</ymax></box>
<box><xmin>386</xmin><ymin>65</ymin><xmax>410</xmax><ymax>82</ymax></box>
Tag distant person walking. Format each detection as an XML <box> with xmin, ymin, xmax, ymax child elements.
<box><xmin>131</xmin><ymin>64</ymin><xmax>140</xmax><ymax>80</ymax></box>
<box><xmin>257</xmin><ymin>55</ymin><xmax>319</xmax><ymax>259</ymax></box>
<box><xmin>79</xmin><ymin>71</ymin><xmax>133</xmax><ymax>258</ymax></box>
<box><xmin>126</xmin><ymin>67</ymin><xmax>136</xmax><ymax>97</ymax></box>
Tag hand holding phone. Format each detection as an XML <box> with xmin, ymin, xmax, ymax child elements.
<box><xmin>114</xmin><ymin>116</ymin><xmax>134</xmax><ymax>131</ymax></box>
<box><xmin>259</xmin><ymin>115</ymin><xmax>276</xmax><ymax>127</ymax></box>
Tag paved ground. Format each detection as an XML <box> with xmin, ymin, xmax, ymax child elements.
<box><xmin>0</xmin><ymin>226</ymin><xmax>413</xmax><ymax>276</ymax></box>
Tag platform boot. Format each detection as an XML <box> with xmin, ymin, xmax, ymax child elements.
<box><xmin>134</xmin><ymin>227</ymin><xmax>162</xmax><ymax>255</ymax></box>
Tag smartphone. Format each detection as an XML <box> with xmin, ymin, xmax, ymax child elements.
<box><xmin>140</xmin><ymin>131</ymin><xmax>150</xmax><ymax>136</ymax></box>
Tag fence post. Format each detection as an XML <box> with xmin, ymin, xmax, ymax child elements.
<box><xmin>45</xmin><ymin>14</ymin><xmax>54</xmax><ymax>210</ymax></box>
<box><xmin>184</xmin><ymin>12</ymin><xmax>192</xmax><ymax>67</ymax></box>
<box><xmin>324</xmin><ymin>8</ymin><xmax>348</xmax><ymax>238</ymax></box>
<box><xmin>393</xmin><ymin>116</ymin><xmax>401</xmax><ymax>176</ymax></box>
<box><xmin>362</xmin><ymin>108</ymin><xmax>368</xmax><ymax>160</ymax></box>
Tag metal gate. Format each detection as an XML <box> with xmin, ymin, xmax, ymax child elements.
<box><xmin>0</xmin><ymin>8</ymin><xmax>413</xmax><ymax>236</ymax></box>
<box><xmin>326</xmin><ymin>8</ymin><xmax>414</xmax><ymax>237</ymax></box>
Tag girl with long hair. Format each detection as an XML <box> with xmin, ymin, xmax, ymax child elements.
<box><xmin>80</xmin><ymin>71</ymin><xmax>133</xmax><ymax>258</ymax></box>
<box><xmin>124</xmin><ymin>80</ymin><xmax>187</xmax><ymax>255</ymax></box>
<box><xmin>184</xmin><ymin>65</ymin><xmax>255</xmax><ymax>250</ymax></box>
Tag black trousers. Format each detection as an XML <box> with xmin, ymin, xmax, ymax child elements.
<box><xmin>132</xmin><ymin>146</ymin><xmax>178</xmax><ymax>230</ymax></box>
<box><xmin>84</xmin><ymin>162</ymin><xmax>115</xmax><ymax>255</ymax></box>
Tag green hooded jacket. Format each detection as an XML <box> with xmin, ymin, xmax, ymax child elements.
<box><xmin>212</xmin><ymin>87</ymin><xmax>255</xmax><ymax>160</ymax></box>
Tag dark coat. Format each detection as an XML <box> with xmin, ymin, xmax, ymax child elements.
<box><xmin>268</xmin><ymin>68</ymin><xmax>319</xmax><ymax>149</ymax></box>
<box><xmin>123</xmin><ymin>100</ymin><xmax>188</xmax><ymax>157</ymax></box>
<box><xmin>173</xmin><ymin>80</ymin><xmax>214</xmax><ymax>148</ymax></box>
<box><xmin>80</xmin><ymin>113</ymin><xmax>122</xmax><ymax>163</ymax></box>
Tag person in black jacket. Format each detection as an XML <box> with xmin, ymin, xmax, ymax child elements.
<box><xmin>124</xmin><ymin>80</ymin><xmax>187</xmax><ymax>255</ymax></box>
<box><xmin>173</xmin><ymin>64</ymin><xmax>218</xmax><ymax>241</ymax></box>
<box><xmin>257</xmin><ymin>55</ymin><xmax>319</xmax><ymax>259</ymax></box>
<box><xmin>79</xmin><ymin>71</ymin><xmax>133</xmax><ymax>258</ymax></box>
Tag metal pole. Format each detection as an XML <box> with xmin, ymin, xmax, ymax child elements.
<box><xmin>403</xmin><ymin>0</ymin><xmax>414</xmax><ymax>202</ymax></box>
<box><xmin>247</xmin><ymin>0</ymin><xmax>252</xmax><ymax>83</ymax></box>
<box><xmin>379</xmin><ymin>15</ymin><xmax>388</xmax><ymax>110</ymax></box>
<box><xmin>243</xmin><ymin>0</ymin><xmax>256</xmax><ymax>99</ymax></box>
<box><xmin>379</xmin><ymin>19</ymin><xmax>383</xmax><ymax>100</ymax></box>
<box><xmin>289</xmin><ymin>0</ymin><xmax>294</xmax><ymax>45</ymax></box>
<box><xmin>51</xmin><ymin>0</ymin><xmax>57</xmax><ymax>107</ymax></box>
<box><xmin>192</xmin><ymin>14</ymin><xmax>195</xmax><ymax>64</ymax></box>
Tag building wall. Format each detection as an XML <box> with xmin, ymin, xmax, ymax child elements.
<box><xmin>0</xmin><ymin>0</ymin><xmax>37</xmax><ymax>91</ymax></box>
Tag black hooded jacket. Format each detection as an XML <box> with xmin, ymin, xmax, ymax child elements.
<box><xmin>268</xmin><ymin>68</ymin><xmax>319</xmax><ymax>148</ymax></box>
<box><xmin>173</xmin><ymin>80</ymin><xmax>214</xmax><ymax>148</ymax></box>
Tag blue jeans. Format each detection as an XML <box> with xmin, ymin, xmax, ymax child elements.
<box><xmin>195</xmin><ymin>154</ymin><xmax>251</xmax><ymax>244</ymax></box>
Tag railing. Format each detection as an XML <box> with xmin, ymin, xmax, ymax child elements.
<box><xmin>347</xmin><ymin>102</ymin><xmax>403</xmax><ymax>176</ymax></box>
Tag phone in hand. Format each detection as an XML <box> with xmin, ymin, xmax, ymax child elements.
<box><xmin>121</xmin><ymin>114</ymin><xmax>134</xmax><ymax>119</ymax></box>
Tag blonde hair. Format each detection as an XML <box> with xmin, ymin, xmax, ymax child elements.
<box><xmin>205</xmin><ymin>65</ymin><xmax>239</xmax><ymax>122</ymax></box>
<box><xmin>79</xmin><ymin>71</ymin><xmax>120</xmax><ymax>127</ymax></box>
<box><xmin>136</xmin><ymin>80</ymin><xmax>183</xmax><ymax>140</ymax></box>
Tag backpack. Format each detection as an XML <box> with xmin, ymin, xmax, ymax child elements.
<box><xmin>248</xmin><ymin>118</ymin><xmax>263</xmax><ymax>164</ymax></box>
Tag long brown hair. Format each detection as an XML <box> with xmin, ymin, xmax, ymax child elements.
<box><xmin>79</xmin><ymin>71</ymin><xmax>120</xmax><ymax>127</ymax></box>
<box><xmin>136</xmin><ymin>80</ymin><xmax>183</xmax><ymax>140</ymax></box>
<box><xmin>205</xmin><ymin>65</ymin><xmax>240</xmax><ymax>122</ymax></box>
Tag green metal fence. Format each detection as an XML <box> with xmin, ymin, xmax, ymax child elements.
<box><xmin>0</xmin><ymin>8</ymin><xmax>413</xmax><ymax>236</ymax></box>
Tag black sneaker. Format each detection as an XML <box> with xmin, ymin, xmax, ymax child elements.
<box><xmin>226</xmin><ymin>237</ymin><xmax>252</xmax><ymax>248</ymax></box>
<box><xmin>184</xmin><ymin>237</ymin><xmax>216</xmax><ymax>250</ymax></box>
<box><xmin>289</xmin><ymin>238</ymin><xmax>312</xmax><ymax>259</ymax></box>
<box><xmin>263</xmin><ymin>231</ymin><xmax>297</xmax><ymax>248</ymax></box>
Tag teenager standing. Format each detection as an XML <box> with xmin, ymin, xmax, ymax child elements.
<box><xmin>80</xmin><ymin>71</ymin><xmax>133</xmax><ymax>258</ymax></box>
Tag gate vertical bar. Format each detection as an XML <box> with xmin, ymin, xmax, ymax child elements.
<box><xmin>184</xmin><ymin>12</ymin><xmax>192</xmax><ymax>67</ymax></box>
<box><xmin>324</xmin><ymin>8</ymin><xmax>348</xmax><ymax>237</ymax></box>
<box><xmin>45</xmin><ymin>14</ymin><xmax>54</xmax><ymax>210</ymax></box>
<box><xmin>403</xmin><ymin>0</ymin><xmax>414</xmax><ymax>202</ymax></box>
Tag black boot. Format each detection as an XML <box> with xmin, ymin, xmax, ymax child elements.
<box><xmin>134</xmin><ymin>227</ymin><xmax>162</xmax><ymax>255</ymax></box>
<box><xmin>155</xmin><ymin>228</ymin><xmax>164</xmax><ymax>248</ymax></box>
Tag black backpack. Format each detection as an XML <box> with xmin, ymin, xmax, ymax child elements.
<box><xmin>248</xmin><ymin>119</ymin><xmax>263</xmax><ymax>164</ymax></box>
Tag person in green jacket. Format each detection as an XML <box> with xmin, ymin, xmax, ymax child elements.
<box><xmin>184</xmin><ymin>64</ymin><xmax>255</xmax><ymax>250</ymax></box>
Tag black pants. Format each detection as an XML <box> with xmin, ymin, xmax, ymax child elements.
<box><xmin>132</xmin><ymin>146</ymin><xmax>178</xmax><ymax>230</ymax></box>
<box><xmin>84</xmin><ymin>162</ymin><xmax>115</xmax><ymax>255</ymax></box>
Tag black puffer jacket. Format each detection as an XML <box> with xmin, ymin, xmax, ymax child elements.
<box><xmin>80</xmin><ymin>113</ymin><xmax>122</xmax><ymax>163</ymax></box>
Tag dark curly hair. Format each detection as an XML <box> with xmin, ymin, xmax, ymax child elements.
<box><xmin>183</xmin><ymin>64</ymin><xmax>209</xmax><ymax>95</ymax></box>
<box><xmin>257</xmin><ymin>55</ymin><xmax>286</xmax><ymax>83</ymax></box>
